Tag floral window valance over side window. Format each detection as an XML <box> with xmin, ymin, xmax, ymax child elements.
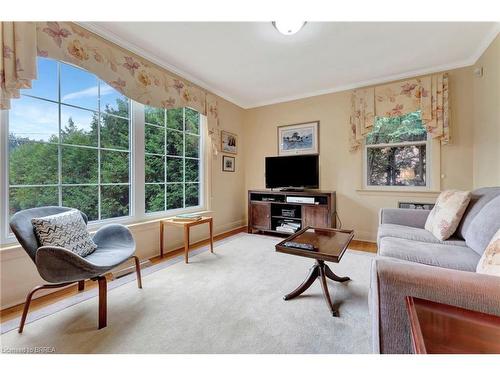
<box><xmin>0</xmin><ymin>21</ymin><xmax>221</xmax><ymax>151</ymax></box>
<box><xmin>350</xmin><ymin>73</ymin><xmax>449</xmax><ymax>151</ymax></box>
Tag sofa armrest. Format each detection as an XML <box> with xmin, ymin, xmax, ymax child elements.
<box><xmin>371</xmin><ymin>257</ymin><xmax>500</xmax><ymax>354</ymax></box>
<box><xmin>379</xmin><ymin>208</ymin><xmax>431</xmax><ymax>228</ymax></box>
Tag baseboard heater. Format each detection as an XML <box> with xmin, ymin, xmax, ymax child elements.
<box><xmin>112</xmin><ymin>259</ymin><xmax>152</xmax><ymax>280</ymax></box>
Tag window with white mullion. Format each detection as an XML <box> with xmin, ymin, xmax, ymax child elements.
<box><xmin>6</xmin><ymin>57</ymin><xmax>131</xmax><ymax>223</ymax></box>
<box><xmin>364</xmin><ymin>111</ymin><xmax>429</xmax><ymax>188</ymax></box>
<box><xmin>144</xmin><ymin>106</ymin><xmax>201</xmax><ymax>213</ymax></box>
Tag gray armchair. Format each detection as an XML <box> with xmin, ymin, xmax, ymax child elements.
<box><xmin>10</xmin><ymin>206</ymin><xmax>142</xmax><ymax>333</ymax></box>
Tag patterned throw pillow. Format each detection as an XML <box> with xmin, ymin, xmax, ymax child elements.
<box><xmin>32</xmin><ymin>210</ymin><xmax>97</xmax><ymax>257</ymax></box>
<box><xmin>476</xmin><ymin>228</ymin><xmax>500</xmax><ymax>277</ymax></box>
<box><xmin>424</xmin><ymin>190</ymin><xmax>472</xmax><ymax>241</ymax></box>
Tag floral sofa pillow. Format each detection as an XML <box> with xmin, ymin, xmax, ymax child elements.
<box><xmin>476</xmin><ymin>228</ymin><xmax>500</xmax><ymax>277</ymax></box>
<box><xmin>425</xmin><ymin>190</ymin><xmax>471</xmax><ymax>241</ymax></box>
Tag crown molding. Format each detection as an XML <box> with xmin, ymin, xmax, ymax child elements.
<box><xmin>78</xmin><ymin>22</ymin><xmax>247</xmax><ymax>109</ymax></box>
<box><xmin>245</xmin><ymin>58</ymin><xmax>474</xmax><ymax>108</ymax></box>
<box><xmin>79</xmin><ymin>22</ymin><xmax>499</xmax><ymax>110</ymax></box>
<box><xmin>468</xmin><ymin>22</ymin><xmax>500</xmax><ymax>65</ymax></box>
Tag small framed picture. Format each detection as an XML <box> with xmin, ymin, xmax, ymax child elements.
<box><xmin>277</xmin><ymin>121</ymin><xmax>319</xmax><ymax>156</ymax></box>
<box><xmin>222</xmin><ymin>155</ymin><xmax>235</xmax><ymax>172</ymax></box>
<box><xmin>221</xmin><ymin>130</ymin><xmax>237</xmax><ymax>154</ymax></box>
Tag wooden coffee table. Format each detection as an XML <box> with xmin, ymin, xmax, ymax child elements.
<box><xmin>275</xmin><ymin>226</ymin><xmax>354</xmax><ymax>316</ymax></box>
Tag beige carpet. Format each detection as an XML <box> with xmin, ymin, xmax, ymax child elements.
<box><xmin>0</xmin><ymin>233</ymin><xmax>374</xmax><ymax>353</ymax></box>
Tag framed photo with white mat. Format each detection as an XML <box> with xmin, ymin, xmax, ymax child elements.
<box><xmin>277</xmin><ymin>121</ymin><xmax>319</xmax><ymax>156</ymax></box>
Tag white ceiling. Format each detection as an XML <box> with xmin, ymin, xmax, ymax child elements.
<box><xmin>84</xmin><ymin>22</ymin><xmax>499</xmax><ymax>108</ymax></box>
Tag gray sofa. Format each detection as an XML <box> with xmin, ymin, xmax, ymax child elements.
<box><xmin>371</xmin><ymin>187</ymin><xmax>500</xmax><ymax>354</ymax></box>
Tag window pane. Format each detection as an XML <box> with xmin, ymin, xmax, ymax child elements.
<box><xmin>145</xmin><ymin>155</ymin><xmax>164</xmax><ymax>183</ymax></box>
<box><xmin>100</xmin><ymin>114</ymin><xmax>129</xmax><ymax>150</ymax></box>
<box><xmin>185</xmin><ymin>134</ymin><xmax>199</xmax><ymax>158</ymax></box>
<box><xmin>9</xmin><ymin>186</ymin><xmax>58</xmax><ymax>217</ymax></box>
<box><xmin>62</xmin><ymin>146</ymin><xmax>98</xmax><ymax>184</ymax></box>
<box><xmin>145</xmin><ymin>124</ymin><xmax>165</xmax><ymax>154</ymax></box>
<box><xmin>101</xmin><ymin>150</ymin><xmax>129</xmax><ymax>183</ymax></box>
<box><xmin>185</xmin><ymin>183</ymin><xmax>199</xmax><ymax>207</ymax></box>
<box><xmin>101</xmin><ymin>185</ymin><xmax>130</xmax><ymax>219</ymax></box>
<box><xmin>9</xmin><ymin>96</ymin><xmax>59</xmax><ymax>142</ymax></box>
<box><xmin>21</xmin><ymin>57</ymin><xmax>58</xmax><ymax>101</ymax></box>
<box><xmin>60</xmin><ymin>63</ymin><xmax>98</xmax><ymax>110</ymax></box>
<box><xmin>62</xmin><ymin>185</ymin><xmax>98</xmax><ymax>221</ymax></box>
<box><xmin>167</xmin><ymin>157</ymin><xmax>183</xmax><ymax>182</ymax></box>
<box><xmin>367</xmin><ymin>145</ymin><xmax>426</xmax><ymax>186</ymax></box>
<box><xmin>9</xmin><ymin>142</ymin><xmax>58</xmax><ymax>185</ymax></box>
<box><xmin>185</xmin><ymin>159</ymin><xmax>199</xmax><ymax>182</ymax></box>
<box><xmin>366</xmin><ymin>111</ymin><xmax>426</xmax><ymax>145</ymax></box>
<box><xmin>61</xmin><ymin>105</ymin><xmax>98</xmax><ymax>146</ymax></box>
<box><xmin>185</xmin><ymin>108</ymin><xmax>199</xmax><ymax>134</ymax></box>
<box><xmin>145</xmin><ymin>184</ymin><xmax>165</xmax><ymax>213</ymax></box>
<box><xmin>167</xmin><ymin>129</ymin><xmax>184</xmax><ymax>156</ymax></box>
<box><xmin>100</xmin><ymin>81</ymin><xmax>129</xmax><ymax>117</ymax></box>
<box><xmin>167</xmin><ymin>184</ymin><xmax>183</xmax><ymax>210</ymax></box>
<box><xmin>167</xmin><ymin>108</ymin><xmax>183</xmax><ymax>131</ymax></box>
<box><xmin>145</xmin><ymin>106</ymin><xmax>164</xmax><ymax>126</ymax></box>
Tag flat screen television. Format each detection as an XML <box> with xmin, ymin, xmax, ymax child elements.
<box><xmin>265</xmin><ymin>155</ymin><xmax>319</xmax><ymax>189</ymax></box>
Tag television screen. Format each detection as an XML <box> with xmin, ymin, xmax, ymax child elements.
<box><xmin>265</xmin><ymin>155</ymin><xmax>319</xmax><ymax>189</ymax></box>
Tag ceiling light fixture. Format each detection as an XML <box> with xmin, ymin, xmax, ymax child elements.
<box><xmin>272</xmin><ymin>21</ymin><xmax>306</xmax><ymax>36</ymax></box>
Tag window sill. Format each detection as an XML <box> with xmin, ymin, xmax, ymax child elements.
<box><xmin>0</xmin><ymin>209</ymin><xmax>213</xmax><ymax>251</ymax></box>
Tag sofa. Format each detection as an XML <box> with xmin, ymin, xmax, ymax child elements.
<box><xmin>370</xmin><ymin>187</ymin><xmax>500</xmax><ymax>354</ymax></box>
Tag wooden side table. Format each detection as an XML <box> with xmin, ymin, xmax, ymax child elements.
<box><xmin>160</xmin><ymin>216</ymin><xmax>214</xmax><ymax>263</ymax></box>
<box><xmin>406</xmin><ymin>296</ymin><xmax>500</xmax><ymax>354</ymax></box>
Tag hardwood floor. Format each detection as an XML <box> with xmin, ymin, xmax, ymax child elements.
<box><xmin>0</xmin><ymin>227</ymin><xmax>377</xmax><ymax>323</ymax></box>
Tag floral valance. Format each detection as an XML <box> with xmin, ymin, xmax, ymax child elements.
<box><xmin>1</xmin><ymin>21</ymin><xmax>220</xmax><ymax>148</ymax></box>
<box><xmin>0</xmin><ymin>22</ymin><xmax>38</xmax><ymax>110</ymax></box>
<box><xmin>350</xmin><ymin>73</ymin><xmax>449</xmax><ymax>151</ymax></box>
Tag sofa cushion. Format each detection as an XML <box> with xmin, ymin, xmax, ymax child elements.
<box><xmin>476</xmin><ymin>227</ymin><xmax>500</xmax><ymax>276</ymax></box>
<box><xmin>425</xmin><ymin>190</ymin><xmax>471</xmax><ymax>241</ymax></box>
<box><xmin>377</xmin><ymin>224</ymin><xmax>467</xmax><ymax>247</ymax></box>
<box><xmin>456</xmin><ymin>187</ymin><xmax>500</xmax><ymax>239</ymax></box>
<box><xmin>378</xmin><ymin>237</ymin><xmax>480</xmax><ymax>272</ymax></box>
<box><xmin>464</xmin><ymin>195</ymin><xmax>500</xmax><ymax>255</ymax></box>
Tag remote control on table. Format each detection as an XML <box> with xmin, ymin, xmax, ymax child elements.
<box><xmin>283</xmin><ymin>241</ymin><xmax>316</xmax><ymax>251</ymax></box>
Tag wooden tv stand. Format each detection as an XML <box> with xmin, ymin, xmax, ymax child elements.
<box><xmin>247</xmin><ymin>190</ymin><xmax>336</xmax><ymax>235</ymax></box>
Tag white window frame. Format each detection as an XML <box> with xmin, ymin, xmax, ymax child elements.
<box><xmin>0</xmin><ymin>58</ymin><xmax>206</xmax><ymax>246</ymax></box>
<box><xmin>363</xmin><ymin>132</ymin><xmax>440</xmax><ymax>192</ymax></box>
<box><xmin>143</xmin><ymin>106</ymin><xmax>204</xmax><ymax>217</ymax></box>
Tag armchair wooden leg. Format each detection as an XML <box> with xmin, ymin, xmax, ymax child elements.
<box><xmin>78</xmin><ymin>280</ymin><xmax>85</xmax><ymax>291</ymax></box>
<box><xmin>18</xmin><ymin>282</ymin><xmax>74</xmax><ymax>333</ymax></box>
<box><xmin>97</xmin><ymin>276</ymin><xmax>107</xmax><ymax>329</ymax></box>
<box><xmin>132</xmin><ymin>256</ymin><xmax>143</xmax><ymax>289</ymax></box>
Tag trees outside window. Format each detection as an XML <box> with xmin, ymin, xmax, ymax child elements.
<box><xmin>365</xmin><ymin>111</ymin><xmax>429</xmax><ymax>188</ymax></box>
<box><xmin>3</xmin><ymin>57</ymin><xmax>205</xmax><ymax>243</ymax></box>
<box><xmin>8</xmin><ymin>58</ymin><xmax>130</xmax><ymax>221</ymax></box>
<box><xmin>144</xmin><ymin>106</ymin><xmax>201</xmax><ymax>213</ymax></box>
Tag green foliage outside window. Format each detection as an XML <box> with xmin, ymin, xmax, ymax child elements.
<box><xmin>144</xmin><ymin>106</ymin><xmax>201</xmax><ymax>213</ymax></box>
<box><xmin>366</xmin><ymin>111</ymin><xmax>427</xmax><ymax>187</ymax></box>
<box><xmin>8</xmin><ymin>58</ymin><xmax>130</xmax><ymax>221</ymax></box>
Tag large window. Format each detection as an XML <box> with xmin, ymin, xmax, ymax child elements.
<box><xmin>7</xmin><ymin>57</ymin><xmax>131</xmax><ymax>221</ymax></box>
<box><xmin>1</xmin><ymin>57</ymin><xmax>206</xmax><ymax>243</ymax></box>
<box><xmin>144</xmin><ymin>106</ymin><xmax>201</xmax><ymax>213</ymax></box>
<box><xmin>364</xmin><ymin>111</ymin><xmax>429</xmax><ymax>188</ymax></box>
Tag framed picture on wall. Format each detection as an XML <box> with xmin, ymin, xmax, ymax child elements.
<box><xmin>221</xmin><ymin>130</ymin><xmax>237</xmax><ymax>154</ymax></box>
<box><xmin>222</xmin><ymin>155</ymin><xmax>235</xmax><ymax>172</ymax></box>
<box><xmin>277</xmin><ymin>121</ymin><xmax>319</xmax><ymax>156</ymax></box>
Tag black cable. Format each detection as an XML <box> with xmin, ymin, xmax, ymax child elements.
<box><xmin>335</xmin><ymin>211</ymin><xmax>342</xmax><ymax>229</ymax></box>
